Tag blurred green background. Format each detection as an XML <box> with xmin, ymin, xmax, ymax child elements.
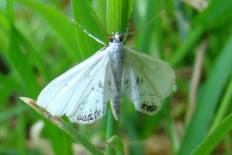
<box><xmin>0</xmin><ymin>0</ymin><xmax>232</xmax><ymax>155</ymax></box>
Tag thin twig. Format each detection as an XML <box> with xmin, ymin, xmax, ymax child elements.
<box><xmin>185</xmin><ymin>40</ymin><xmax>207</xmax><ymax>124</ymax></box>
<box><xmin>19</xmin><ymin>97</ymin><xmax>104</xmax><ymax>155</ymax></box>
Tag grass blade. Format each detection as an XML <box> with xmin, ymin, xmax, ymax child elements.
<box><xmin>107</xmin><ymin>0</ymin><xmax>134</xmax><ymax>33</ymax></box>
<box><xmin>195</xmin><ymin>0</ymin><xmax>232</xmax><ymax>30</ymax></box>
<box><xmin>171</xmin><ymin>0</ymin><xmax>232</xmax><ymax>67</ymax></box>
<box><xmin>8</xmin><ymin>26</ymin><xmax>40</xmax><ymax>97</ymax></box>
<box><xmin>178</xmin><ymin>32</ymin><xmax>232</xmax><ymax>155</ymax></box>
<box><xmin>170</xmin><ymin>26</ymin><xmax>203</xmax><ymax>67</ymax></box>
<box><xmin>71</xmin><ymin>0</ymin><xmax>106</xmax><ymax>58</ymax></box>
<box><xmin>105</xmin><ymin>1</ymin><xmax>134</xmax><ymax>154</ymax></box>
<box><xmin>0</xmin><ymin>75</ymin><xmax>18</xmax><ymax>109</ymax></box>
<box><xmin>15</xmin><ymin>0</ymin><xmax>79</xmax><ymax>60</ymax></box>
<box><xmin>211</xmin><ymin>77</ymin><xmax>232</xmax><ymax>131</ymax></box>
<box><xmin>20</xmin><ymin>97</ymin><xmax>104</xmax><ymax>155</ymax></box>
<box><xmin>191</xmin><ymin>113</ymin><xmax>232</xmax><ymax>155</ymax></box>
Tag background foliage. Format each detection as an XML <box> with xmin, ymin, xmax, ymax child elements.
<box><xmin>0</xmin><ymin>0</ymin><xmax>232</xmax><ymax>155</ymax></box>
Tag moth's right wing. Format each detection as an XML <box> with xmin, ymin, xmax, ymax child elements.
<box><xmin>123</xmin><ymin>46</ymin><xmax>176</xmax><ymax>115</ymax></box>
<box><xmin>37</xmin><ymin>48</ymin><xmax>112</xmax><ymax>123</ymax></box>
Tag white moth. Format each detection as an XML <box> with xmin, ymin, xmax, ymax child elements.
<box><xmin>37</xmin><ymin>33</ymin><xmax>176</xmax><ymax>124</ymax></box>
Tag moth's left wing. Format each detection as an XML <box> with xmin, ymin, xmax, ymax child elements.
<box><xmin>37</xmin><ymin>48</ymin><xmax>113</xmax><ymax>124</ymax></box>
<box><xmin>68</xmin><ymin>61</ymin><xmax>115</xmax><ymax>124</ymax></box>
<box><xmin>122</xmin><ymin>46</ymin><xmax>176</xmax><ymax>115</ymax></box>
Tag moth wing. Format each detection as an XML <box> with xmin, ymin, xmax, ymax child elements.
<box><xmin>37</xmin><ymin>48</ymin><xmax>112</xmax><ymax>123</ymax></box>
<box><xmin>68</xmin><ymin>61</ymin><xmax>115</xmax><ymax>124</ymax></box>
<box><xmin>123</xmin><ymin>46</ymin><xmax>176</xmax><ymax>115</ymax></box>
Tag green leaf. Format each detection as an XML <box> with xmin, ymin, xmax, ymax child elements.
<box><xmin>170</xmin><ymin>26</ymin><xmax>204</xmax><ymax>67</ymax></box>
<box><xmin>13</xmin><ymin>27</ymin><xmax>51</xmax><ymax>81</ymax></box>
<box><xmin>171</xmin><ymin>0</ymin><xmax>232</xmax><ymax>67</ymax></box>
<box><xmin>178</xmin><ymin>32</ymin><xmax>232</xmax><ymax>155</ymax></box>
<box><xmin>134</xmin><ymin>0</ymin><xmax>165</xmax><ymax>55</ymax></box>
<box><xmin>0</xmin><ymin>105</ymin><xmax>26</xmax><ymax>122</ymax></box>
<box><xmin>0</xmin><ymin>28</ymin><xmax>8</xmax><ymax>52</ymax></box>
<box><xmin>107</xmin><ymin>0</ymin><xmax>134</xmax><ymax>33</ymax></box>
<box><xmin>15</xmin><ymin>0</ymin><xmax>79</xmax><ymax>60</ymax></box>
<box><xmin>0</xmin><ymin>12</ymin><xmax>10</xmax><ymax>32</ymax></box>
<box><xmin>191</xmin><ymin>113</ymin><xmax>232</xmax><ymax>155</ymax></box>
<box><xmin>71</xmin><ymin>0</ymin><xmax>106</xmax><ymax>58</ymax></box>
<box><xmin>0</xmin><ymin>74</ymin><xmax>18</xmax><ymax>109</ymax></box>
<box><xmin>195</xmin><ymin>0</ymin><xmax>232</xmax><ymax>30</ymax></box>
<box><xmin>72</xmin><ymin>0</ymin><xmax>106</xmax><ymax>40</ymax></box>
<box><xmin>20</xmin><ymin>97</ymin><xmax>104</xmax><ymax>155</ymax></box>
<box><xmin>0</xmin><ymin>7</ymin><xmax>10</xmax><ymax>53</ymax></box>
<box><xmin>107</xmin><ymin>135</ymin><xmax>124</xmax><ymax>155</ymax></box>
<box><xmin>8</xmin><ymin>26</ymin><xmax>40</xmax><ymax>97</ymax></box>
<box><xmin>92</xmin><ymin>0</ymin><xmax>107</xmax><ymax>27</ymax></box>
<box><xmin>211</xmin><ymin>77</ymin><xmax>232</xmax><ymax>131</ymax></box>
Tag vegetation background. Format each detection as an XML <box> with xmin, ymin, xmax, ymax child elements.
<box><xmin>0</xmin><ymin>0</ymin><xmax>232</xmax><ymax>155</ymax></box>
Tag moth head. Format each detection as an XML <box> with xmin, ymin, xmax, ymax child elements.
<box><xmin>108</xmin><ymin>32</ymin><xmax>125</xmax><ymax>43</ymax></box>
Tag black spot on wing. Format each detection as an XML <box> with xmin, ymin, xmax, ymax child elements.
<box><xmin>139</xmin><ymin>102</ymin><xmax>158</xmax><ymax>113</ymax></box>
<box><xmin>76</xmin><ymin>109</ymin><xmax>102</xmax><ymax>123</ymax></box>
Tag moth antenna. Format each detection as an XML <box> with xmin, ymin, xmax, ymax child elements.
<box><xmin>121</xmin><ymin>10</ymin><xmax>165</xmax><ymax>37</ymax></box>
<box><xmin>72</xmin><ymin>19</ymin><xmax>106</xmax><ymax>45</ymax></box>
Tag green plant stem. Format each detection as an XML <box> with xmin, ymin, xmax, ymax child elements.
<box><xmin>211</xmin><ymin>77</ymin><xmax>232</xmax><ymax>131</ymax></box>
<box><xmin>106</xmin><ymin>0</ymin><xmax>133</xmax><ymax>33</ymax></box>
<box><xmin>105</xmin><ymin>0</ymin><xmax>132</xmax><ymax>154</ymax></box>
<box><xmin>20</xmin><ymin>97</ymin><xmax>104</xmax><ymax>155</ymax></box>
<box><xmin>105</xmin><ymin>105</ymin><xmax>118</xmax><ymax>155</ymax></box>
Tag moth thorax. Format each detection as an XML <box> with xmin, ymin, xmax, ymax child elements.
<box><xmin>109</xmin><ymin>44</ymin><xmax>124</xmax><ymax>66</ymax></box>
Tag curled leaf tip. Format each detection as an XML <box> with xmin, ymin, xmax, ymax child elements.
<box><xmin>19</xmin><ymin>97</ymin><xmax>36</xmax><ymax>105</ymax></box>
